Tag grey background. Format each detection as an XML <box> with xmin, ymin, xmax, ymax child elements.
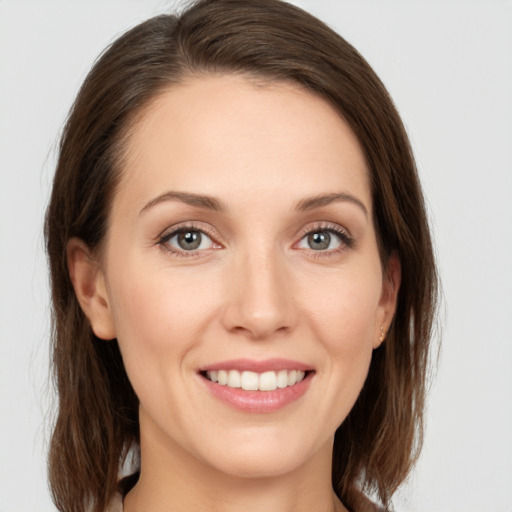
<box><xmin>1</xmin><ymin>1</ymin><xmax>511</xmax><ymax>510</ymax></box>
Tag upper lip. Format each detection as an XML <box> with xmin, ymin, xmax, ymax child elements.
<box><xmin>198</xmin><ymin>358</ymin><xmax>313</xmax><ymax>373</ymax></box>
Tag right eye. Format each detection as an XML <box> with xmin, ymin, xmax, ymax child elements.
<box><xmin>159</xmin><ymin>226</ymin><xmax>219</xmax><ymax>257</ymax></box>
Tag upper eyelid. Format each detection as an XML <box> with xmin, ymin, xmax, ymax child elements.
<box><xmin>296</xmin><ymin>221</ymin><xmax>351</xmax><ymax>238</ymax></box>
<box><xmin>158</xmin><ymin>220</ymin><xmax>348</xmax><ymax>235</ymax></box>
<box><xmin>158</xmin><ymin>221</ymin><xmax>219</xmax><ymax>242</ymax></box>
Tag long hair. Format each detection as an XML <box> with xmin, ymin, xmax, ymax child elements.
<box><xmin>45</xmin><ymin>1</ymin><xmax>438</xmax><ymax>511</ymax></box>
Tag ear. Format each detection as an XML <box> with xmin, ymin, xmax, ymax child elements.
<box><xmin>373</xmin><ymin>252</ymin><xmax>401</xmax><ymax>349</ymax></box>
<box><xmin>67</xmin><ymin>237</ymin><xmax>116</xmax><ymax>340</ymax></box>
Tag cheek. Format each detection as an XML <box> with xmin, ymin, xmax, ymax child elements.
<box><xmin>105</xmin><ymin>264</ymin><xmax>216</xmax><ymax>415</ymax></box>
<box><xmin>107</xmin><ymin>260</ymin><xmax>221</xmax><ymax>360</ymax></box>
<box><xmin>302</xmin><ymin>268</ymin><xmax>382</xmax><ymax>389</ymax></box>
<box><xmin>307</xmin><ymin>270</ymin><xmax>381</xmax><ymax>341</ymax></box>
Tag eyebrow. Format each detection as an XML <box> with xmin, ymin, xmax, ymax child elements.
<box><xmin>296</xmin><ymin>192</ymin><xmax>368</xmax><ymax>217</ymax></box>
<box><xmin>139</xmin><ymin>190</ymin><xmax>368</xmax><ymax>217</ymax></box>
<box><xmin>140</xmin><ymin>191</ymin><xmax>227</xmax><ymax>215</ymax></box>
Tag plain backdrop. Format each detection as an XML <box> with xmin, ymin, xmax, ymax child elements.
<box><xmin>1</xmin><ymin>1</ymin><xmax>511</xmax><ymax>511</ymax></box>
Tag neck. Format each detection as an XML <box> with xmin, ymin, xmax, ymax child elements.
<box><xmin>124</xmin><ymin>415</ymin><xmax>347</xmax><ymax>512</ymax></box>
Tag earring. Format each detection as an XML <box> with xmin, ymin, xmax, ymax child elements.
<box><xmin>379</xmin><ymin>326</ymin><xmax>386</xmax><ymax>342</ymax></box>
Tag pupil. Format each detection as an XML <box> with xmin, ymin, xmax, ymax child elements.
<box><xmin>308</xmin><ymin>231</ymin><xmax>330</xmax><ymax>250</ymax></box>
<box><xmin>178</xmin><ymin>231</ymin><xmax>201</xmax><ymax>250</ymax></box>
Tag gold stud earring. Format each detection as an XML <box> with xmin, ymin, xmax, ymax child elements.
<box><xmin>379</xmin><ymin>326</ymin><xmax>386</xmax><ymax>342</ymax></box>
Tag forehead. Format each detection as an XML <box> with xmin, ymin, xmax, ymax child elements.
<box><xmin>115</xmin><ymin>74</ymin><xmax>371</xmax><ymax>216</ymax></box>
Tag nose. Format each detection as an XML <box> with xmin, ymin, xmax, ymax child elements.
<box><xmin>221</xmin><ymin>248</ymin><xmax>297</xmax><ymax>340</ymax></box>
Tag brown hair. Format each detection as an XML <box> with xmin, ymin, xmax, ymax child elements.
<box><xmin>45</xmin><ymin>1</ymin><xmax>438</xmax><ymax>511</ymax></box>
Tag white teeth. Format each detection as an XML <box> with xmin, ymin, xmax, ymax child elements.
<box><xmin>259</xmin><ymin>371</ymin><xmax>277</xmax><ymax>391</ymax></box>
<box><xmin>218</xmin><ymin>370</ymin><xmax>228</xmax><ymax>385</ymax></box>
<box><xmin>277</xmin><ymin>369</ymin><xmax>288</xmax><ymax>388</ymax></box>
<box><xmin>227</xmin><ymin>370</ymin><xmax>241</xmax><ymax>388</ymax></box>
<box><xmin>205</xmin><ymin>369</ymin><xmax>308</xmax><ymax>391</ymax></box>
<box><xmin>241</xmin><ymin>371</ymin><xmax>259</xmax><ymax>391</ymax></box>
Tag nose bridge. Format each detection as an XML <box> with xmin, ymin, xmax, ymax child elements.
<box><xmin>222</xmin><ymin>241</ymin><xmax>296</xmax><ymax>339</ymax></box>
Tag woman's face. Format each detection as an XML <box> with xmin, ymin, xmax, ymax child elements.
<box><xmin>86</xmin><ymin>75</ymin><xmax>398</xmax><ymax>478</ymax></box>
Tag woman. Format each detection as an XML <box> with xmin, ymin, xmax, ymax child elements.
<box><xmin>45</xmin><ymin>0</ymin><xmax>438</xmax><ymax>511</ymax></box>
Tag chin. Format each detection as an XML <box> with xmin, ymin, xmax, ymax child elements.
<box><xmin>210</xmin><ymin>452</ymin><xmax>306</xmax><ymax>480</ymax></box>
<box><xmin>195</xmin><ymin>428</ymin><xmax>324</xmax><ymax>480</ymax></box>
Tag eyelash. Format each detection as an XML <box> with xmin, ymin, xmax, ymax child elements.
<box><xmin>157</xmin><ymin>222</ymin><xmax>218</xmax><ymax>259</ymax></box>
<box><xmin>156</xmin><ymin>222</ymin><xmax>354</xmax><ymax>259</ymax></box>
<box><xmin>296</xmin><ymin>222</ymin><xmax>355</xmax><ymax>258</ymax></box>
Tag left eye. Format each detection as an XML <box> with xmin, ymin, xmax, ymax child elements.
<box><xmin>296</xmin><ymin>230</ymin><xmax>343</xmax><ymax>251</ymax></box>
<box><xmin>165</xmin><ymin>229</ymin><xmax>214</xmax><ymax>251</ymax></box>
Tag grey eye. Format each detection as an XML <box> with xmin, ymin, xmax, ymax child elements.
<box><xmin>165</xmin><ymin>229</ymin><xmax>214</xmax><ymax>252</ymax></box>
<box><xmin>307</xmin><ymin>231</ymin><xmax>331</xmax><ymax>250</ymax></box>
<box><xmin>296</xmin><ymin>229</ymin><xmax>344</xmax><ymax>252</ymax></box>
<box><xmin>177</xmin><ymin>230</ymin><xmax>202</xmax><ymax>250</ymax></box>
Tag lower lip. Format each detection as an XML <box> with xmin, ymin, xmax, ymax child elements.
<box><xmin>199</xmin><ymin>372</ymin><xmax>313</xmax><ymax>413</ymax></box>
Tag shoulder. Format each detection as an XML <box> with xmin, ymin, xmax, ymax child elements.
<box><xmin>347</xmin><ymin>489</ymin><xmax>387</xmax><ymax>512</ymax></box>
<box><xmin>106</xmin><ymin>472</ymin><xmax>139</xmax><ymax>511</ymax></box>
<box><xmin>105</xmin><ymin>492</ymin><xmax>123</xmax><ymax>512</ymax></box>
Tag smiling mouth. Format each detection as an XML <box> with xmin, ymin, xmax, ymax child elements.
<box><xmin>201</xmin><ymin>369</ymin><xmax>311</xmax><ymax>392</ymax></box>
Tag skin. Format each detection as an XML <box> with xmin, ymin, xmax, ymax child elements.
<box><xmin>68</xmin><ymin>75</ymin><xmax>400</xmax><ymax>512</ymax></box>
